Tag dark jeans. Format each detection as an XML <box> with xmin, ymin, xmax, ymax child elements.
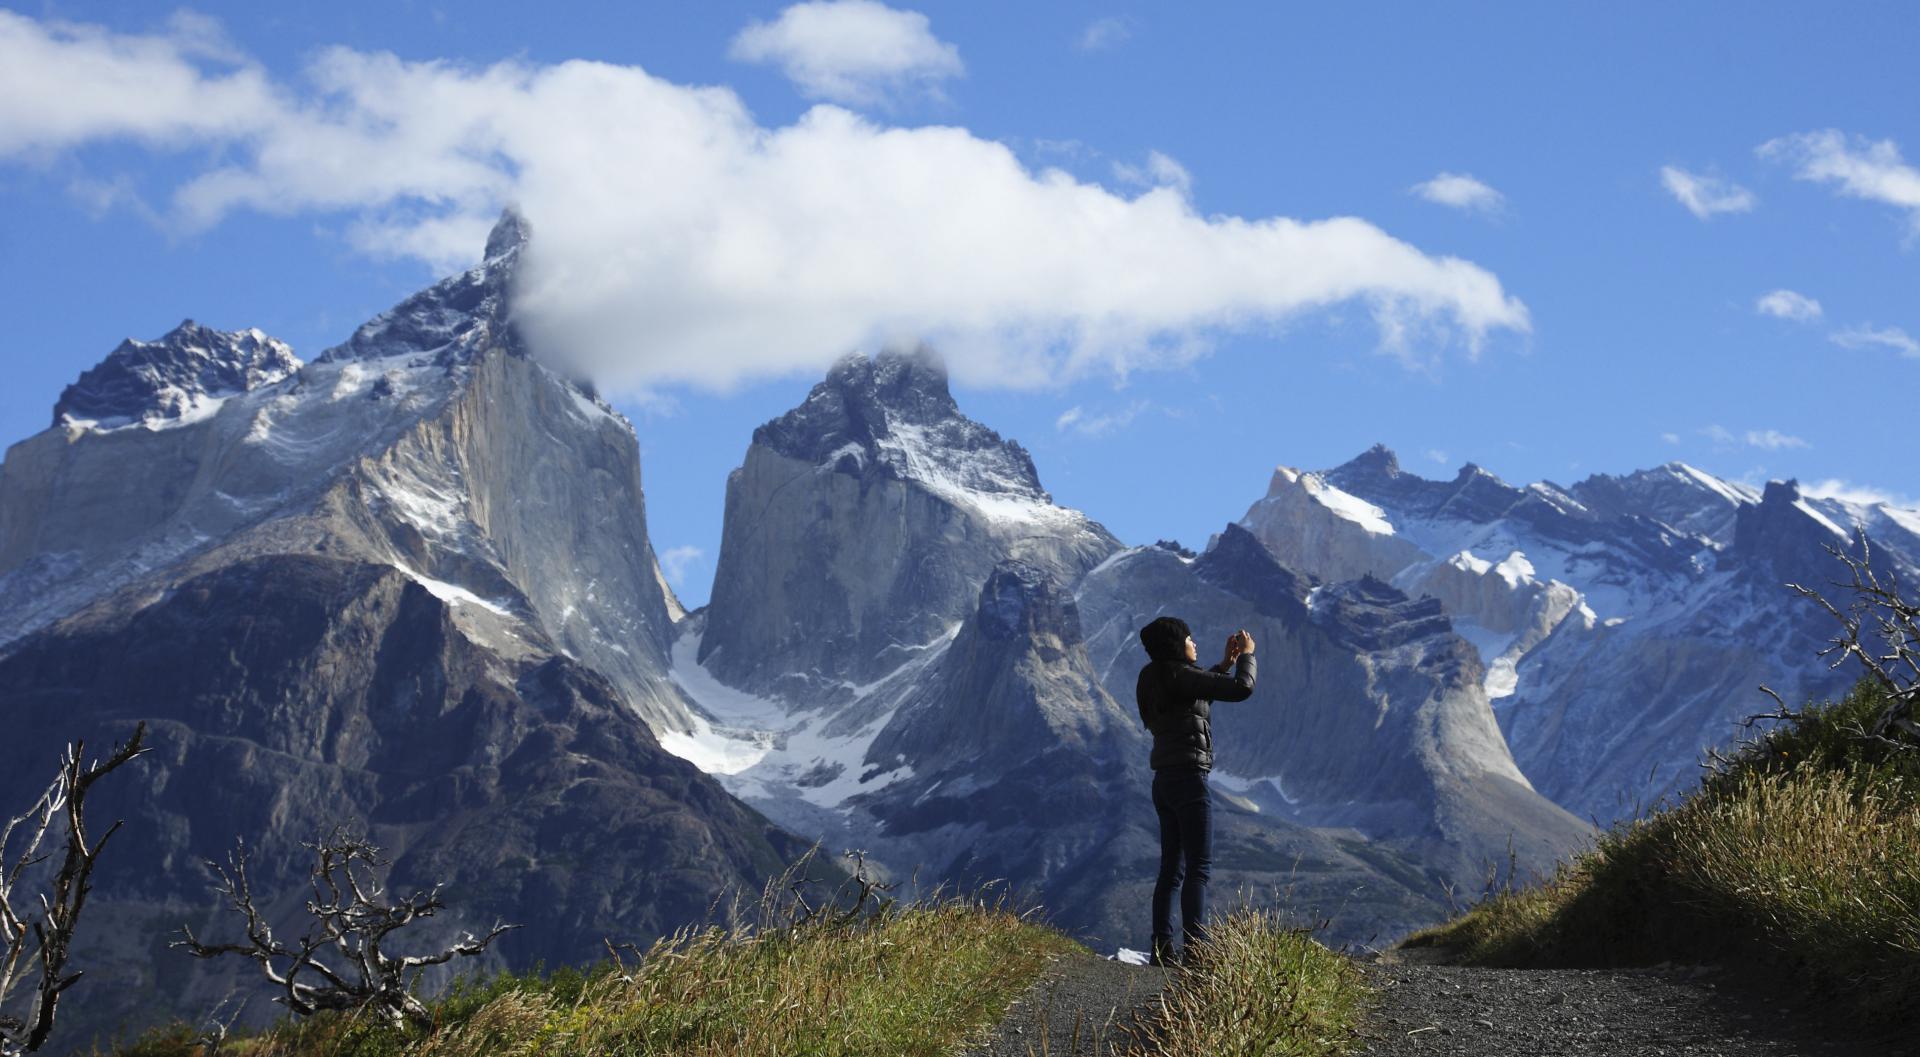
<box><xmin>1151</xmin><ymin>767</ymin><xmax>1212</xmax><ymax>954</ymax></box>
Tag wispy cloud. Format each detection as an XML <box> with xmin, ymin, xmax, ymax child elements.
<box><xmin>0</xmin><ymin>10</ymin><xmax>1529</xmax><ymax>393</ymax></box>
<box><xmin>1802</xmin><ymin>479</ymin><xmax>1917</xmax><ymax>510</ymax></box>
<box><xmin>1075</xmin><ymin>15</ymin><xmax>1135</xmax><ymax>52</ymax></box>
<box><xmin>1829</xmin><ymin>324</ymin><xmax>1920</xmax><ymax>358</ymax></box>
<box><xmin>1755</xmin><ymin>289</ymin><xmax>1822</xmax><ymax>322</ymax></box>
<box><xmin>1660</xmin><ymin>165</ymin><xmax>1756</xmax><ymax>219</ymax></box>
<box><xmin>1759</xmin><ymin>129</ymin><xmax>1920</xmax><ymax>236</ymax></box>
<box><xmin>730</xmin><ymin>0</ymin><xmax>963</xmax><ymax>107</ymax></box>
<box><xmin>1744</xmin><ymin>429</ymin><xmax>1807</xmax><ymax>450</ymax></box>
<box><xmin>1056</xmin><ymin>400</ymin><xmax>1151</xmax><ymax>437</ymax></box>
<box><xmin>1660</xmin><ymin>432</ymin><xmax>1681</xmax><ymax>445</ymax></box>
<box><xmin>1700</xmin><ymin>425</ymin><xmax>1808</xmax><ymax>450</ymax></box>
<box><xmin>658</xmin><ymin>545</ymin><xmax>705</xmax><ymax>589</ymax></box>
<box><xmin>1112</xmin><ymin>150</ymin><xmax>1191</xmax><ymax>197</ymax></box>
<box><xmin>1410</xmin><ymin>172</ymin><xmax>1503</xmax><ymax>213</ymax></box>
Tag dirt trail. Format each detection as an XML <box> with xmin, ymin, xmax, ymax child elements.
<box><xmin>962</xmin><ymin>946</ymin><xmax>1900</xmax><ymax>1057</ymax></box>
<box><xmin>961</xmin><ymin>950</ymin><xmax>1170</xmax><ymax>1056</ymax></box>
<box><xmin>1356</xmin><ymin>949</ymin><xmax>1891</xmax><ymax>1057</ymax></box>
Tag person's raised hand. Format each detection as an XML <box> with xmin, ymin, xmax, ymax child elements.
<box><xmin>1238</xmin><ymin>629</ymin><xmax>1256</xmax><ymax>656</ymax></box>
<box><xmin>1223</xmin><ymin>630</ymin><xmax>1246</xmax><ymax>663</ymax></box>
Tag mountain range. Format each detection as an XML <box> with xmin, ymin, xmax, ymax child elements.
<box><xmin>1</xmin><ymin>211</ymin><xmax>1905</xmax><ymax>1040</ymax></box>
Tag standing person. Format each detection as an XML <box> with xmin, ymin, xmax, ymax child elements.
<box><xmin>1135</xmin><ymin>616</ymin><xmax>1257</xmax><ymax>967</ymax></box>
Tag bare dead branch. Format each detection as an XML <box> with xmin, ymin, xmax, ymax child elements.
<box><xmin>1781</xmin><ymin>528</ymin><xmax>1920</xmax><ymax>752</ymax></box>
<box><xmin>0</xmin><ymin>723</ymin><xmax>148</xmax><ymax>1056</ymax></box>
<box><xmin>173</xmin><ymin>825</ymin><xmax>517</xmax><ymax>1031</ymax></box>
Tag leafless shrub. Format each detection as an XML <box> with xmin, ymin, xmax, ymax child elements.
<box><xmin>0</xmin><ymin>723</ymin><xmax>148</xmax><ymax>1056</ymax></box>
<box><xmin>1782</xmin><ymin>529</ymin><xmax>1920</xmax><ymax>750</ymax></box>
<box><xmin>752</xmin><ymin>846</ymin><xmax>896</xmax><ymax>938</ymax></box>
<box><xmin>173</xmin><ymin>825</ymin><xmax>517</xmax><ymax>1031</ymax></box>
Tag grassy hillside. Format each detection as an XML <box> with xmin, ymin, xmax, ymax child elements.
<box><xmin>102</xmin><ymin>888</ymin><xmax>1368</xmax><ymax>1056</ymax></box>
<box><xmin>1406</xmin><ymin>678</ymin><xmax>1920</xmax><ymax>1025</ymax></box>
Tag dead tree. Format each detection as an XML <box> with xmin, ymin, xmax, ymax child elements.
<box><xmin>1784</xmin><ymin>529</ymin><xmax>1920</xmax><ymax>748</ymax></box>
<box><xmin>173</xmin><ymin>826</ymin><xmax>517</xmax><ymax>1031</ymax></box>
<box><xmin>0</xmin><ymin>724</ymin><xmax>149</xmax><ymax>1056</ymax></box>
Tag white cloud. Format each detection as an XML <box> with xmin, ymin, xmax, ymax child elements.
<box><xmin>1744</xmin><ymin>429</ymin><xmax>1807</xmax><ymax>450</ymax></box>
<box><xmin>1112</xmin><ymin>150</ymin><xmax>1191</xmax><ymax>197</ymax></box>
<box><xmin>1076</xmin><ymin>16</ymin><xmax>1135</xmax><ymax>52</ymax></box>
<box><xmin>0</xmin><ymin>11</ymin><xmax>1530</xmax><ymax>394</ymax></box>
<box><xmin>1660</xmin><ymin>165</ymin><xmax>1756</xmax><ymax>219</ymax></box>
<box><xmin>1759</xmin><ymin>129</ymin><xmax>1920</xmax><ymax>235</ymax></box>
<box><xmin>1801</xmin><ymin>479</ymin><xmax>1917</xmax><ymax>510</ymax></box>
<box><xmin>1411</xmin><ymin>172</ymin><xmax>1503</xmax><ymax>213</ymax></box>
<box><xmin>1754</xmin><ymin>289</ymin><xmax>1821</xmax><ymax>322</ymax></box>
<box><xmin>1830</xmin><ymin>324</ymin><xmax>1920</xmax><ymax>358</ymax></box>
<box><xmin>658</xmin><ymin>545</ymin><xmax>705</xmax><ymax>590</ymax></box>
<box><xmin>1699</xmin><ymin>424</ymin><xmax>1808</xmax><ymax>450</ymax></box>
<box><xmin>1055</xmin><ymin>400</ymin><xmax>1149</xmax><ymax>437</ymax></box>
<box><xmin>1425</xmin><ymin>449</ymin><xmax>1449</xmax><ymax>465</ymax></box>
<box><xmin>729</xmin><ymin>0</ymin><xmax>962</xmax><ymax>107</ymax></box>
<box><xmin>1660</xmin><ymin>432</ymin><xmax>1681</xmax><ymax>445</ymax></box>
<box><xmin>0</xmin><ymin>11</ymin><xmax>277</xmax><ymax>155</ymax></box>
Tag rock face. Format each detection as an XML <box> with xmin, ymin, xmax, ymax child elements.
<box><xmin>664</xmin><ymin>365</ymin><xmax>1577</xmax><ymax>949</ymax></box>
<box><xmin>0</xmin><ymin>213</ymin><xmax>809</xmax><ymax>1042</ymax></box>
<box><xmin>1076</xmin><ymin>526</ymin><xmax>1592</xmax><ymax>895</ymax></box>
<box><xmin>699</xmin><ymin>347</ymin><xmax>1120</xmax><ymax>704</ymax></box>
<box><xmin>1237</xmin><ymin>444</ymin><xmax>1916</xmax><ymax>823</ymax></box>
<box><xmin>0</xmin><ymin>554</ymin><xmax>805</xmax><ymax>1037</ymax></box>
<box><xmin>866</xmin><ymin>561</ymin><xmax>1137</xmax><ymax>770</ymax></box>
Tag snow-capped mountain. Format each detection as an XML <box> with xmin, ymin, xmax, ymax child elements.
<box><xmin>1237</xmin><ymin>444</ymin><xmax>1913</xmax><ymax>822</ymax></box>
<box><xmin>52</xmin><ymin>320</ymin><xmax>302</xmax><ymax>431</ymax></box>
<box><xmin>664</xmin><ymin>357</ymin><xmax>1586</xmax><ymax>947</ymax></box>
<box><xmin>698</xmin><ymin>346</ymin><xmax>1121</xmax><ymax>704</ymax></box>
<box><xmin>0</xmin><ymin>212</ymin><xmax>814</xmax><ymax>1039</ymax></box>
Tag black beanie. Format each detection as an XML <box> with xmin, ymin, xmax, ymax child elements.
<box><xmin>1139</xmin><ymin>616</ymin><xmax>1191</xmax><ymax>663</ymax></box>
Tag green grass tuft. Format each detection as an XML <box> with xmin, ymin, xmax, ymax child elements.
<box><xmin>107</xmin><ymin>891</ymin><xmax>1077</xmax><ymax>1057</ymax></box>
<box><xmin>1127</xmin><ymin>907</ymin><xmax>1367</xmax><ymax>1057</ymax></box>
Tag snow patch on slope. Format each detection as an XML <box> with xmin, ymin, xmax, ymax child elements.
<box><xmin>665</xmin><ymin>624</ymin><xmax>962</xmax><ymax>809</ymax></box>
<box><xmin>1299</xmin><ymin>470</ymin><xmax>1396</xmax><ymax>535</ymax></box>
<box><xmin>393</xmin><ymin>563</ymin><xmax>513</xmax><ymax>616</ymax></box>
<box><xmin>873</xmin><ymin>422</ymin><xmax>1090</xmax><ymax>534</ymax></box>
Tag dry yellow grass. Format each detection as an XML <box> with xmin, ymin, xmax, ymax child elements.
<box><xmin>116</xmin><ymin>887</ymin><xmax>1076</xmax><ymax>1057</ymax></box>
<box><xmin>1125</xmin><ymin>907</ymin><xmax>1367</xmax><ymax>1057</ymax></box>
<box><xmin>1407</xmin><ymin>679</ymin><xmax>1920</xmax><ymax>1025</ymax></box>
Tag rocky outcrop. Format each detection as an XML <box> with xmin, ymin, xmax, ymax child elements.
<box><xmin>866</xmin><ymin>561</ymin><xmax>1138</xmax><ymax>771</ymax></box>
<box><xmin>1251</xmin><ymin>446</ymin><xmax>1898</xmax><ymax>824</ymax></box>
<box><xmin>1501</xmin><ymin>478</ymin><xmax>1864</xmax><ymax>819</ymax></box>
<box><xmin>0</xmin><ymin>553</ymin><xmax>810</xmax><ymax>1040</ymax></box>
<box><xmin>0</xmin><ymin>212</ymin><xmax>692</xmax><ymax>732</ymax></box>
<box><xmin>1568</xmin><ymin>461</ymin><xmax>1759</xmax><ymax>542</ymax></box>
<box><xmin>1076</xmin><ymin>525</ymin><xmax>1593</xmax><ymax>895</ymax></box>
<box><xmin>0</xmin><ymin>213</ymin><xmax>805</xmax><ymax>1042</ymax></box>
<box><xmin>670</xmin><ymin>368</ymin><xmax>1473</xmax><ymax>948</ymax></box>
<box><xmin>848</xmin><ymin>557</ymin><xmax>1454</xmax><ymax>948</ymax></box>
<box><xmin>52</xmin><ymin>320</ymin><xmax>301</xmax><ymax>430</ymax></box>
<box><xmin>699</xmin><ymin>348</ymin><xmax>1120</xmax><ymax>705</ymax></box>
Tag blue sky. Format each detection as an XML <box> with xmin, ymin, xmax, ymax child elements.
<box><xmin>3</xmin><ymin>2</ymin><xmax>1917</xmax><ymax>605</ymax></box>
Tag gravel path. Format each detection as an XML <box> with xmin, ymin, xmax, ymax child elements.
<box><xmin>1357</xmin><ymin>950</ymin><xmax>1891</xmax><ymax>1057</ymax></box>
<box><xmin>960</xmin><ymin>950</ymin><xmax>1170</xmax><ymax>1056</ymax></box>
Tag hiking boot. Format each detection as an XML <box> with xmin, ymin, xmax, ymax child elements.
<box><xmin>1148</xmin><ymin>938</ymin><xmax>1177</xmax><ymax>967</ymax></box>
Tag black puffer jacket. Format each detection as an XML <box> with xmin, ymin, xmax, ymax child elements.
<box><xmin>1135</xmin><ymin>655</ymin><xmax>1257</xmax><ymax>772</ymax></box>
